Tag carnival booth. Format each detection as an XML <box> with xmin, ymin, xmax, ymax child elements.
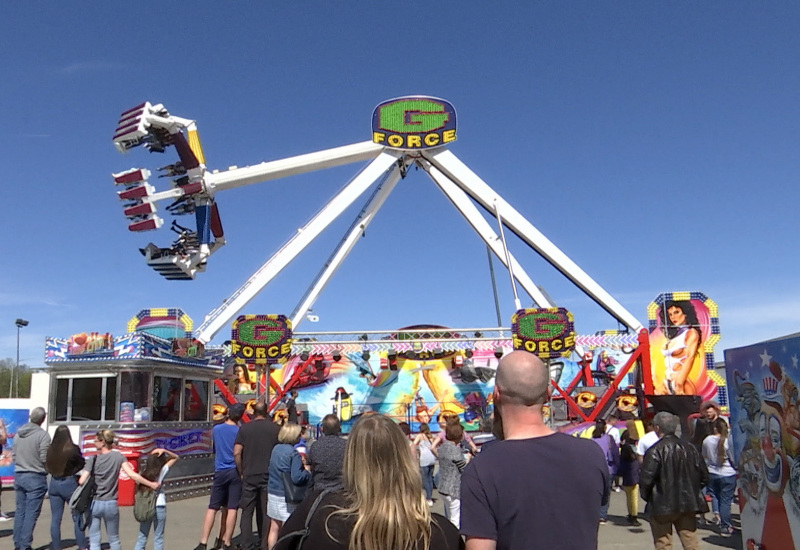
<box><xmin>725</xmin><ymin>333</ymin><xmax>800</xmax><ymax>550</ymax></box>
<box><xmin>42</xmin><ymin>308</ymin><xmax>224</xmax><ymax>503</ymax></box>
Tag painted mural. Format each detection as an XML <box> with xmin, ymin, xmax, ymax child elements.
<box><xmin>225</xmin><ymin>339</ymin><xmax>644</xmax><ymax>432</ymax></box>
<box><xmin>231</xmin><ymin>349</ymin><xmax>500</xmax><ymax>433</ymax></box>
<box><xmin>0</xmin><ymin>408</ymin><xmax>32</xmax><ymax>485</ymax></box>
<box><xmin>725</xmin><ymin>336</ymin><xmax>800</xmax><ymax>550</ymax></box>
<box><xmin>648</xmin><ymin>291</ymin><xmax>720</xmax><ymax>401</ymax></box>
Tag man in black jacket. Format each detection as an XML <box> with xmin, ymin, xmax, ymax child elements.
<box><xmin>640</xmin><ymin>411</ymin><xmax>708</xmax><ymax>550</ymax></box>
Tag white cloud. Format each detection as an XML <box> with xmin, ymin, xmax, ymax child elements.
<box><xmin>0</xmin><ymin>293</ymin><xmax>71</xmax><ymax>308</ymax></box>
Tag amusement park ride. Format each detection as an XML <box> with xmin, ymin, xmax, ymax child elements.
<box><xmin>111</xmin><ymin>96</ymin><xmax>655</xmax><ymax>423</ymax></box>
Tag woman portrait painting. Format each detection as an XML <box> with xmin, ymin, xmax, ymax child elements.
<box><xmin>232</xmin><ymin>364</ymin><xmax>255</xmax><ymax>395</ymax></box>
<box><xmin>650</xmin><ymin>299</ymin><xmax>717</xmax><ymax>400</ymax></box>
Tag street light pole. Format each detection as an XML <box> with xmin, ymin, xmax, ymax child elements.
<box><xmin>13</xmin><ymin>318</ymin><xmax>29</xmax><ymax>398</ymax></box>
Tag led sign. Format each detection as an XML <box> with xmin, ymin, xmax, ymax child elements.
<box><xmin>511</xmin><ymin>308</ymin><xmax>576</xmax><ymax>359</ymax></box>
<box><xmin>372</xmin><ymin>96</ymin><xmax>456</xmax><ymax>150</ymax></box>
<box><xmin>231</xmin><ymin>314</ymin><xmax>292</xmax><ymax>364</ymax></box>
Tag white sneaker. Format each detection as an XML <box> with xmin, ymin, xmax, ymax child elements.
<box><xmin>426</xmin><ymin>499</ymin><xmax>434</xmax><ymax>507</ymax></box>
<box><xmin>0</xmin><ymin>512</ymin><xmax>11</xmax><ymax>521</ymax></box>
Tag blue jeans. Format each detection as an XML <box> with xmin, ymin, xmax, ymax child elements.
<box><xmin>707</xmin><ymin>473</ymin><xmax>736</xmax><ymax>529</ymax></box>
<box><xmin>49</xmin><ymin>476</ymin><xmax>88</xmax><ymax>550</ymax></box>
<box><xmin>420</xmin><ymin>465</ymin><xmax>435</xmax><ymax>500</ymax></box>
<box><xmin>600</xmin><ymin>474</ymin><xmax>612</xmax><ymax>520</ymax></box>
<box><xmin>89</xmin><ymin>499</ymin><xmax>120</xmax><ymax>550</ymax></box>
<box><xmin>134</xmin><ymin>505</ymin><xmax>166</xmax><ymax>550</ymax></box>
<box><xmin>13</xmin><ymin>472</ymin><xmax>48</xmax><ymax>550</ymax></box>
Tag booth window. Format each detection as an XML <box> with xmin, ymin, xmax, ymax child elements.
<box><xmin>184</xmin><ymin>379</ymin><xmax>209</xmax><ymax>421</ymax></box>
<box><xmin>54</xmin><ymin>379</ymin><xmax>69</xmax><ymax>421</ymax></box>
<box><xmin>53</xmin><ymin>375</ymin><xmax>117</xmax><ymax>422</ymax></box>
<box><xmin>153</xmin><ymin>376</ymin><xmax>182</xmax><ymax>421</ymax></box>
<box><xmin>120</xmin><ymin>372</ymin><xmax>151</xmax><ymax>422</ymax></box>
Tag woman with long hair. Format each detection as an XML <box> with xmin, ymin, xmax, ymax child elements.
<box><xmin>660</xmin><ymin>300</ymin><xmax>703</xmax><ymax>395</ymax></box>
<box><xmin>590</xmin><ymin>419</ymin><xmax>619</xmax><ymax>524</ymax></box>
<box><xmin>267</xmin><ymin>422</ymin><xmax>310</xmax><ymax>549</ymax></box>
<box><xmin>46</xmin><ymin>425</ymin><xmax>87</xmax><ymax>550</ymax></box>
<box><xmin>274</xmin><ymin>414</ymin><xmax>463</xmax><ymax>550</ymax></box>
<box><xmin>77</xmin><ymin>430</ymin><xmax>160</xmax><ymax>550</ymax></box>
<box><xmin>133</xmin><ymin>448</ymin><xmax>179</xmax><ymax>550</ymax></box>
<box><xmin>234</xmin><ymin>365</ymin><xmax>255</xmax><ymax>395</ymax></box>
<box><xmin>702</xmin><ymin>418</ymin><xmax>736</xmax><ymax>537</ymax></box>
<box><xmin>412</xmin><ymin>423</ymin><xmax>437</xmax><ymax>506</ymax></box>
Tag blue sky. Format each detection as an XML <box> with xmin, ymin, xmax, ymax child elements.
<box><xmin>2</xmin><ymin>3</ymin><xmax>799</xmax><ymax>368</ymax></box>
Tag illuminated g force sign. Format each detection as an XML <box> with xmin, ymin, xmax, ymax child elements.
<box><xmin>231</xmin><ymin>315</ymin><xmax>292</xmax><ymax>364</ymax></box>
<box><xmin>511</xmin><ymin>308</ymin><xmax>576</xmax><ymax>359</ymax></box>
<box><xmin>372</xmin><ymin>96</ymin><xmax>456</xmax><ymax>150</ymax></box>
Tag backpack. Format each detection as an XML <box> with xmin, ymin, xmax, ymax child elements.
<box><xmin>133</xmin><ymin>488</ymin><xmax>157</xmax><ymax>523</ymax></box>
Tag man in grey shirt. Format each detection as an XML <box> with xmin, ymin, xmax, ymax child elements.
<box><xmin>13</xmin><ymin>406</ymin><xmax>51</xmax><ymax>550</ymax></box>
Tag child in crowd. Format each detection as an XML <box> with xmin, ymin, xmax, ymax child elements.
<box><xmin>619</xmin><ymin>420</ymin><xmax>641</xmax><ymax>526</ymax></box>
<box><xmin>134</xmin><ymin>448</ymin><xmax>180</xmax><ymax>550</ymax></box>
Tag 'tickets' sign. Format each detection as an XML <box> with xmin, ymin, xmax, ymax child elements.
<box><xmin>372</xmin><ymin>96</ymin><xmax>457</xmax><ymax>150</ymax></box>
<box><xmin>231</xmin><ymin>315</ymin><xmax>293</xmax><ymax>364</ymax></box>
<box><xmin>511</xmin><ymin>308</ymin><xmax>576</xmax><ymax>359</ymax></box>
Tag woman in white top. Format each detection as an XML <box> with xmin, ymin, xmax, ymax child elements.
<box><xmin>702</xmin><ymin>418</ymin><xmax>737</xmax><ymax>537</ymax></box>
<box><xmin>134</xmin><ymin>448</ymin><xmax>180</xmax><ymax>550</ymax></box>
<box><xmin>413</xmin><ymin>422</ymin><xmax>437</xmax><ymax>506</ymax></box>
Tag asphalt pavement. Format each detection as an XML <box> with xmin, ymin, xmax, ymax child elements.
<box><xmin>0</xmin><ymin>487</ymin><xmax>743</xmax><ymax>549</ymax></box>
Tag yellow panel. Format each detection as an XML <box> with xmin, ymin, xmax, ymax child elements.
<box><xmin>188</xmin><ymin>130</ymin><xmax>206</xmax><ymax>165</ymax></box>
<box><xmin>127</xmin><ymin>316</ymin><xmax>140</xmax><ymax>333</ymax></box>
<box><xmin>179</xmin><ymin>314</ymin><xmax>193</xmax><ymax>331</ymax></box>
<box><xmin>707</xmin><ymin>370</ymin><xmax>727</xmax><ymax>386</ymax></box>
<box><xmin>647</xmin><ymin>301</ymin><xmax>659</xmax><ymax>319</ymax></box>
<box><xmin>672</xmin><ymin>291</ymin><xmax>691</xmax><ymax>301</ymax></box>
<box><xmin>150</xmin><ymin>308</ymin><xmax>168</xmax><ymax>317</ymax></box>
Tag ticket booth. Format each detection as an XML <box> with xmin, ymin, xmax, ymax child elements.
<box><xmin>43</xmin><ymin>327</ymin><xmax>225</xmax><ymax>502</ymax></box>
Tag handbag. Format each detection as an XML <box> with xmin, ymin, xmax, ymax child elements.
<box><xmin>282</xmin><ymin>470</ymin><xmax>308</xmax><ymax>505</ymax></box>
<box><xmin>273</xmin><ymin>489</ymin><xmax>332</xmax><ymax>550</ymax></box>
<box><xmin>69</xmin><ymin>454</ymin><xmax>97</xmax><ymax>515</ymax></box>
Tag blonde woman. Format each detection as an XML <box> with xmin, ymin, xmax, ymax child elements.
<box><xmin>267</xmin><ymin>422</ymin><xmax>310</xmax><ymax>548</ymax></box>
<box><xmin>274</xmin><ymin>414</ymin><xmax>463</xmax><ymax>550</ymax></box>
<box><xmin>78</xmin><ymin>430</ymin><xmax>159</xmax><ymax>550</ymax></box>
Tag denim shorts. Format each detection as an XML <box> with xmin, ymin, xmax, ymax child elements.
<box><xmin>208</xmin><ymin>468</ymin><xmax>242</xmax><ymax>510</ymax></box>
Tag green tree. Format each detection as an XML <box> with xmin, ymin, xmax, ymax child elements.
<box><xmin>0</xmin><ymin>357</ymin><xmax>32</xmax><ymax>398</ymax></box>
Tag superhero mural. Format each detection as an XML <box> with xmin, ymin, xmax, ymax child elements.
<box><xmin>648</xmin><ymin>292</ymin><xmax>720</xmax><ymax>401</ymax></box>
<box><xmin>235</xmin><ymin>349</ymin><xmax>500</xmax><ymax>433</ymax></box>
<box><xmin>725</xmin><ymin>336</ymin><xmax>800</xmax><ymax>549</ymax></box>
<box><xmin>229</xmin><ymin>341</ymin><xmax>643</xmax><ymax>432</ymax></box>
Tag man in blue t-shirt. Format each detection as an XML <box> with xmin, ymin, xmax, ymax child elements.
<box><xmin>194</xmin><ymin>403</ymin><xmax>244</xmax><ymax>550</ymax></box>
<box><xmin>460</xmin><ymin>351</ymin><xmax>609</xmax><ymax>550</ymax></box>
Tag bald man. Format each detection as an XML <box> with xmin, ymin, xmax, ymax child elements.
<box><xmin>460</xmin><ymin>351</ymin><xmax>610</xmax><ymax>550</ymax></box>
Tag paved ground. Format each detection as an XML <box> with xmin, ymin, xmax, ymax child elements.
<box><xmin>0</xmin><ymin>487</ymin><xmax>743</xmax><ymax>549</ymax></box>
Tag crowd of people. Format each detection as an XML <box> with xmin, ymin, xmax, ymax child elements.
<box><xmin>9</xmin><ymin>407</ymin><xmax>173</xmax><ymax>550</ymax></box>
<box><xmin>6</xmin><ymin>354</ymin><xmax>739</xmax><ymax>550</ymax></box>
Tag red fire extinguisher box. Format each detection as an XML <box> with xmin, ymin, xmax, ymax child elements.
<box><xmin>117</xmin><ymin>450</ymin><xmax>140</xmax><ymax>506</ymax></box>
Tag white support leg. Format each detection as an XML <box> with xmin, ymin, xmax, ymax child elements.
<box><xmin>422</xmin><ymin>160</ymin><xmax>553</xmax><ymax>308</ymax></box>
<box><xmin>195</xmin><ymin>151</ymin><xmax>402</xmax><ymax>342</ymax></box>
<box><xmin>290</xmin><ymin>164</ymin><xmax>404</xmax><ymax>329</ymax></box>
<box><xmin>424</xmin><ymin>148</ymin><xmax>643</xmax><ymax>331</ymax></box>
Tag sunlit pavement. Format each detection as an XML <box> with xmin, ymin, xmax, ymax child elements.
<box><xmin>0</xmin><ymin>487</ymin><xmax>742</xmax><ymax>549</ymax></box>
